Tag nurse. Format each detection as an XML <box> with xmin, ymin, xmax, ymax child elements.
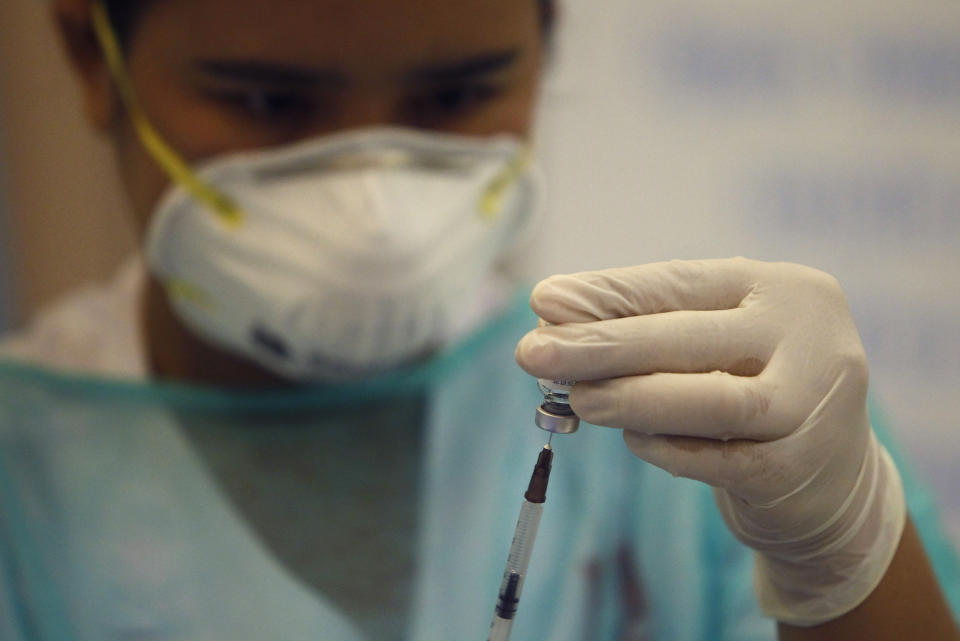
<box><xmin>0</xmin><ymin>0</ymin><xmax>956</xmax><ymax>639</ymax></box>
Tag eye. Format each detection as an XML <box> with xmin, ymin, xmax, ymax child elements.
<box><xmin>410</xmin><ymin>83</ymin><xmax>502</xmax><ymax>123</ymax></box>
<box><xmin>210</xmin><ymin>87</ymin><xmax>318</xmax><ymax>121</ymax></box>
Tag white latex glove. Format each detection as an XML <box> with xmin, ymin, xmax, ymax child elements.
<box><xmin>515</xmin><ymin>258</ymin><xmax>906</xmax><ymax>626</ymax></box>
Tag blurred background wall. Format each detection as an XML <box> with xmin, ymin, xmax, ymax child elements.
<box><xmin>0</xmin><ymin>0</ymin><xmax>134</xmax><ymax>328</ymax></box>
<box><xmin>0</xmin><ymin>0</ymin><xmax>958</xmax><ymax>545</ymax></box>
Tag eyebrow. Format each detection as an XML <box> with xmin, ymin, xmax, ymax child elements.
<box><xmin>192</xmin><ymin>60</ymin><xmax>348</xmax><ymax>88</ymax></box>
<box><xmin>406</xmin><ymin>50</ymin><xmax>522</xmax><ymax>83</ymax></box>
<box><xmin>191</xmin><ymin>48</ymin><xmax>522</xmax><ymax>88</ymax></box>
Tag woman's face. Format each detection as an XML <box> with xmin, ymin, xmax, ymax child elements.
<box><xmin>96</xmin><ymin>0</ymin><xmax>545</xmax><ymax>229</ymax></box>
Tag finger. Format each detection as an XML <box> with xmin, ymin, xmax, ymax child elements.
<box><xmin>571</xmin><ymin>371</ymin><xmax>790</xmax><ymax>441</ymax></box>
<box><xmin>515</xmin><ymin>307</ymin><xmax>774</xmax><ymax>381</ymax></box>
<box><xmin>622</xmin><ymin>431</ymin><xmax>762</xmax><ymax>490</ymax></box>
<box><xmin>530</xmin><ymin>258</ymin><xmax>759</xmax><ymax>324</ymax></box>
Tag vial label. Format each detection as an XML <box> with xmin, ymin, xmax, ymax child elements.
<box><xmin>537</xmin><ymin>378</ymin><xmax>575</xmax><ymax>393</ymax></box>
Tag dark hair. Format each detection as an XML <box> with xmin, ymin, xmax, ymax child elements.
<box><xmin>104</xmin><ymin>0</ymin><xmax>557</xmax><ymax>48</ymax></box>
<box><xmin>537</xmin><ymin>0</ymin><xmax>557</xmax><ymax>39</ymax></box>
<box><xmin>102</xmin><ymin>0</ymin><xmax>144</xmax><ymax>48</ymax></box>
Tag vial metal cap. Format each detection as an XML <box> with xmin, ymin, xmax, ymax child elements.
<box><xmin>535</xmin><ymin>403</ymin><xmax>580</xmax><ymax>434</ymax></box>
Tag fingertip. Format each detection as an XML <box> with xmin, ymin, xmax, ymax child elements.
<box><xmin>531</xmin><ymin>273</ymin><xmax>608</xmax><ymax>324</ymax></box>
<box><xmin>529</xmin><ymin>274</ymin><xmax>569</xmax><ymax>321</ymax></box>
<box><xmin>514</xmin><ymin>329</ymin><xmax>557</xmax><ymax>377</ymax></box>
<box><xmin>514</xmin><ymin>332</ymin><xmax>533</xmax><ymax>371</ymax></box>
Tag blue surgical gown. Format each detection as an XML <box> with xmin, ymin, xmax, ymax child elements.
<box><xmin>0</xmin><ymin>297</ymin><xmax>957</xmax><ymax>641</ymax></box>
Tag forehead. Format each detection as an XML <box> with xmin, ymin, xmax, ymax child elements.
<box><xmin>135</xmin><ymin>0</ymin><xmax>540</xmax><ymax>68</ymax></box>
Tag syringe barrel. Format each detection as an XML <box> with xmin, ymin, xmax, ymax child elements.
<box><xmin>488</xmin><ymin>501</ymin><xmax>543</xmax><ymax>641</ymax></box>
<box><xmin>503</xmin><ymin>501</ymin><xmax>543</xmax><ymax>579</ymax></box>
<box><xmin>488</xmin><ymin>615</ymin><xmax>514</xmax><ymax>641</ymax></box>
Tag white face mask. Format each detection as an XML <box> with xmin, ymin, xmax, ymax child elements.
<box><xmin>145</xmin><ymin>127</ymin><xmax>541</xmax><ymax>381</ymax></box>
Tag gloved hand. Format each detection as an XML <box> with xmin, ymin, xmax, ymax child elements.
<box><xmin>515</xmin><ymin>257</ymin><xmax>906</xmax><ymax>626</ymax></box>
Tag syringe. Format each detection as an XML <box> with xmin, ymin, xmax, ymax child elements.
<box><xmin>486</xmin><ymin>444</ymin><xmax>554</xmax><ymax>641</ymax></box>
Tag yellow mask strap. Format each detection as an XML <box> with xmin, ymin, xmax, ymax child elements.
<box><xmin>480</xmin><ymin>146</ymin><xmax>531</xmax><ymax>220</ymax></box>
<box><xmin>90</xmin><ymin>2</ymin><xmax>243</xmax><ymax>227</ymax></box>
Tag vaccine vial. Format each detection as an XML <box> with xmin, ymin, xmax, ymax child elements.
<box><xmin>535</xmin><ymin>378</ymin><xmax>580</xmax><ymax>434</ymax></box>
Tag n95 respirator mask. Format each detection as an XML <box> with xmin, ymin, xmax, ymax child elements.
<box><xmin>144</xmin><ymin>127</ymin><xmax>540</xmax><ymax>381</ymax></box>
